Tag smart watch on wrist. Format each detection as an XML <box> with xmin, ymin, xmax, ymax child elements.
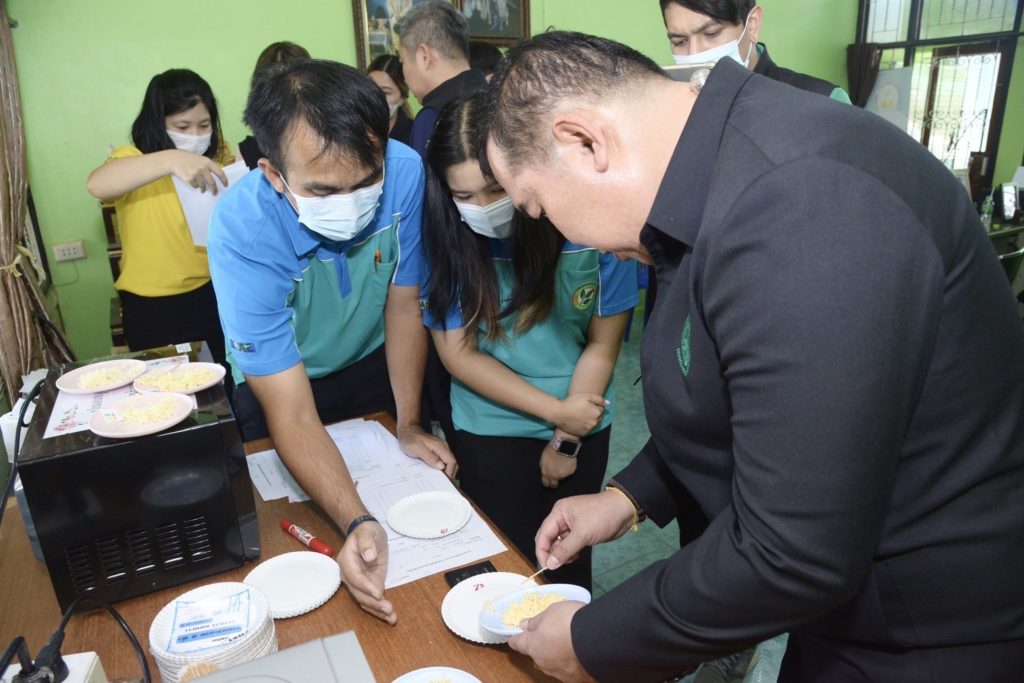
<box><xmin>550</xmin><ymin>435</ymin><xmax>582</xmax><ymax>458</ymax></box>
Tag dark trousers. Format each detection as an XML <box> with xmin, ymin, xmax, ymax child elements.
<box><xmin>422</xmin><ymin>336</ymin><xmax>455</xmax><ymax>442</ymax></box>
<box><xmin>779</xmin><ymin>633</ymin><xmax>1024</xmax><ymax>683</ymax></box>
<box><xmin>119</xmin><ymin>282</ymin><xmax>226</xmax><ymax>366</ymax></box>
<box><xmin>455</xmin><ymin>427</ymin><xmax>610</xmax><ymax>591</ymax></box>
<box><xmin>232</xmin><ymin>344</ymin><xmax>396</xmax><ymax>441</ymax></box>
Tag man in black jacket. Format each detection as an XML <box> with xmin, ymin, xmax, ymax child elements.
<box><xmin>662</xmin><ymin>0</ymin><xmax>851</xmax><ymax>102</ymax></box>
<box><xmin>482</xmin><ymin>31</ymin><xmax>1024</xmax><ymax>683</ymax></box>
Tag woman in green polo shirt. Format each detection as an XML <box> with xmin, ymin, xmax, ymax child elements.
<box><xmin>420</xmin><ymin>92</ymin><xmax>637</xmax><ymax>590</ymax></box>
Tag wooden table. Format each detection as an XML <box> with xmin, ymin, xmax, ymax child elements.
<box><xmin>0</xmin><ymin>413</ymin><xmax>551</xmax><ymax>682</ymax></box>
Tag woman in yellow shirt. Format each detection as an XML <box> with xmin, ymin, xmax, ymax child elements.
<box><xmin>87</xmin><ymin>69</ymin><xmax>233</xmax><ymax>363</ymax></box>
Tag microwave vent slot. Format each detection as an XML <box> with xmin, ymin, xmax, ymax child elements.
<box><xmin>155</xmin><ymin>521</ymin><xmax>185</xmax><ymax>569</ymax></box>
<box><xmin>184</xmin><ymin>516</ymin><xmax>213</xmax><ymax>563</ymax></box>
<box><xmin>64</xmin><ymin>543</ymin><xmax>97</xmax><ymax>594</ymax></box>
<box><xmin>125</xmin><ymin>528</ymin><xmax>156</xmax><ymax>575</ymax></box>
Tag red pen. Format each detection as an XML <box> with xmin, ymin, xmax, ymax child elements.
<box><xmin>280</xmin><ymin>519</ymin><xmax>334</xmax><ymax>556</ymax></box>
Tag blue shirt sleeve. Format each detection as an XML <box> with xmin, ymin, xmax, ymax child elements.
<box><xmin>597</xmin><ymin>254</ymin><xmax>639</xmax><ymax>316</ymax></box>
<box><xmin>421</xmin><ymin>295</ymin><xmax>465</xmax><ymax>331</ymax></box>
<box><xmin>409</xmin><ymin>107</ymin><xmax>440</xmax><ymax>158</ymax></box>
<box><xmin>208</xmin><ymin>184</ymin><xmax>302</xmax><ymax>378</ymax></box>
<box><xmin>389</xmin><ymin>147</ymin><xmax>426</xmax><ymax>287</ymax></box>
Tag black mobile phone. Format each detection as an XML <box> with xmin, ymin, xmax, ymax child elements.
<box><xmin>444</xmin><ymin>560</ymin><xmax>497</xmax><ymax>588</ymax></box>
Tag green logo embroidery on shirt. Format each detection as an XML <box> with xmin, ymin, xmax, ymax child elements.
<box><xmin>572</xmin><ymin>283</ymin><xmax>597</xmax><ymax>311</ymax></box>
<box><xmin>676</xmin><ymin>315</ymin><xmax>691</xmax><ymax>377</ymax></box>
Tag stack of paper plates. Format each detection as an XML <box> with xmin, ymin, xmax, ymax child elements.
<box><xmin>149</xmin><ymin>582</ymin><xmax>277</xmax><ymax>683</ymax></box>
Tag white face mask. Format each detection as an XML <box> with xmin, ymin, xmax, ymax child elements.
<box><xmin>281</xmin><ymin>171</ymin><xmax>385</xmax><ymax>242</ymax></box>
<box><xmin>166</xmin><ymin>129</ymin><xmax>212</xmax><ymax>155</ymax></box>
<box><xmin>388</xmin><ymin>100</ymin><xmax>402</xmax><ymax>118</ymax></box>
<box><xmin>454</xmin><ymin>196</ymin><xmax>515</xmax><ymax>239</ymax></box>
<box><xmin>672</xmin><ymin>13</ymin><xmax>755</xmax><ymax>69</ymax></box>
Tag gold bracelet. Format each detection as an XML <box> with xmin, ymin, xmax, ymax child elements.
<box><xmin>605</xmin><ymin>485</ymin><xmax>640</xmax><ymax>532</ymax></box>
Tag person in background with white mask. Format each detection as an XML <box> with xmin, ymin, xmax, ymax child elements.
<box><xmin>87</xmin><ymin>69</ymin><xmax>233</xmax><ymax>364</ymax></box>
<box><xmin>367</xmin><ymin>54</ymin><xmax>414</xmax><ymax>146</ymax></box>
<box><xmin>662</xmin><ymin>0</ymin><xmax>851</xmax><ymax>103</ymax></box>
<box><xmin>420</xmin><ymin>92</ymin><xmax>636</xmax><ymax>590</ymax></box>
<box><xmin>208</xmin><ymin>59</ymin><xmax>456</xmax><ymax>623</ymax></box>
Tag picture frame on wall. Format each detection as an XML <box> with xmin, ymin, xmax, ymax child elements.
<box><xmin>352</xmin><ymin>0</ymin><xmax>457</xmax><ymax>70</ymax></box>
<box><xmin>352</xmin><ymin>0</ymin><xmax>529</xmax><ymax>69</ymax></box>
<box><xmin>461</xmin><ymin>0</ymin><xmax>529</xmax><ymax>45</ymax></box>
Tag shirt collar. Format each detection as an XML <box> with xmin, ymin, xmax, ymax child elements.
<box><xmin>752</xmin><ymin>42</ymin><xmax>775</xmax><ymax>78</ymax></box>
<box><xmin>644</xmin><ymin>58</ymin><xmax>753</xmax><ymax>247</ymax></box>
<box><xmin>422</xmin><ymin>68</ymin><xmax>488</xmax><ymax>110</ymax></box>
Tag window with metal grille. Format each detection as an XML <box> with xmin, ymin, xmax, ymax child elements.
<box><xmin>857</xmin><ymin>0</ymin><xmax>1022</xmax><ymax>187</ymax></box>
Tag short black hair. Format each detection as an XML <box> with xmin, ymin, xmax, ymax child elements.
<box><xmin>483</xmin><ymin>31</ymin><xmax>667</xmax><ymax>173</ymax></box>
<box><xmin>394</xmin><ymin>0</ymin><xmax>470</xmax><ymax>62</ymax></box>
<box><xmin>659</xmin><ymin>0</ymin><xmax>756</xmax><ymax>25</ymax></box>
<box><xmin>131</xmin><ymin>69</ymin><xmax>221</xmax><ymax>158</ymax></box>
<box><xmin>469</xmin><ymin>41</ymin><xmax>503</xmax><ymax>75</ymax></box>
<box><xmin>244</xmin><ymin>59</ymin><xmax>388</xmax><ymax>175</ymax></box>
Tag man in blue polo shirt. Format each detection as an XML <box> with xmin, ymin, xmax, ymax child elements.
<box><xmin>208</xmin><ymin>59</ymin><xmax>455</xmax><ymax>625</ymax></box>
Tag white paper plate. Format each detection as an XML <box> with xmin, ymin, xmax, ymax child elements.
<box><xmin>441</xmin><ymin>572</ymin><xmax>536</xmax><ymax>645</ymax></box>
<box><xmin>56</xmin><ymin>359</ymin><xmax>147</xmax><ymax>394</ymax></box>
<box><xmin>479</xmin><ymin>583</ymin><xmax>592</xmax><ymax>637</ymax></box>
<box><xmin>392</xmin><ymin>668</ymin><xmax>481</xmax><ymax>683</ymax></box>
<box><xmin>134</xmin><ymin>362</ymin><xmax>226</xmax><ymax>394</ymax></box>
<box><xmin>88</xmin><ymin>392</ymin><xmax>193</xmax><ymax>439</ymax></box>
<box><xmin>244</xmin><ymin>551</ymin><xmax>342</xmax><ymax>619</ymax></box>
<box><xmin>386</xmin><ymin>491</ymin><xmax>472</xmax><ymax>539</ymax></box>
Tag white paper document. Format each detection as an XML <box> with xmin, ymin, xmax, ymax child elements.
<box><xmin>171</xmin><ymin>160</ymin><xmax>249</xmax><ymax>247</ymax></box>
<box><xmin>245</xmin><ymin>419</ymin><xmax>507</xmax><ymax>587</ymax></box>
<box><xmin>43</xmin><ymin>356</ymin><xmax>193</xmax><ymax>439</ymax></box>
<box><xmin>245</xmin><ymin>448</ymin><xmax>310</xmax><ymax>503</ymax></box>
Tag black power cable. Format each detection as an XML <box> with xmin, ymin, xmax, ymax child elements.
<box><xmin>1</xmin><ymin>380</ymin><xmax>46</xmax><ymax>682</ymax></box>
<box><xmin>0</xmin><ymin>636</ymin><xmax>38</xmax><ymax>681</ymax></box>
<box><xmin>0</xmin><ymin>378</ymin><xmax>44</xmax><ymax>530</ymax></box>
<box><xmin>1</xmin><ymin>379</ymin><xmax>150</xmax><ymax>682</ymax></box>
<box><xmin>24</xmin><ymin>593</ymin><xmax>151</xmax><ymax>683</ymax></box>
<box><xmin>15</xmin><ymin>593</ymin><xmax>152</xmax><ymax>683</ymax></box>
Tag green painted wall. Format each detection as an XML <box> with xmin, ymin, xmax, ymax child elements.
<box><xmin>19</xmin><ymin>1</ymin><xmax>1022</xmax><ymax>360</ymax></box>
<box><xmin>7</xmin><ymin>0</ymin><xmax>359</xmax><ymax>360</ymax></box>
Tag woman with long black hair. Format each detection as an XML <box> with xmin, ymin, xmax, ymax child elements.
<box><xmin>366</xmin><ymin>54</ymin><xmax>414</xmax><ymax>145</ymax></box>
<box><xmin>87</xmin><ymin>69</ymin><xmax>233</xmax><ymax>363</ymax></box>
<box><xmin>421</xmin><ymin>92</ymin><xmax>637</xmax><ymax>589</ymax></box>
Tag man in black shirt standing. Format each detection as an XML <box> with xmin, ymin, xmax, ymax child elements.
<box><xmin>395</xmin><ymin>0</ymin><xmax>488</xmax><ymax>157</ymax></box>
<box><xmin>482</xmin><ymin>31</ymin><xmax>1024</xmax><ymax>683</ymax></box>
<box><xmin>662</xmin><ymin>0</ymin><xmax>851</xmax><ymax>102</ymax></box>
